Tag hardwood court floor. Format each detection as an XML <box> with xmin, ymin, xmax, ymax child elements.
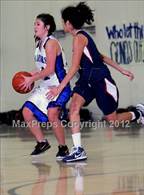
<box><xmin>0</xmin><ymin>122</ymin><xmax>144</xmax><ymax>195</ymax></box>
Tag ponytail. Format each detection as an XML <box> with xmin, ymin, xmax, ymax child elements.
<box><xmin>76</xmin><ymin>2</ymin><xmax>94</xmax><ymax>26</ymax></box>
<box><xmin>61</xmin><ymin>2</ymin><xmax>94</xmax><ymax>29</ymax></box>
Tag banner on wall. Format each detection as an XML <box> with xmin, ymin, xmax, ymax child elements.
<box><xmin>106</xmin><ymin>22</ymin><xmax>144</xmax><ymax>65</ymax></box>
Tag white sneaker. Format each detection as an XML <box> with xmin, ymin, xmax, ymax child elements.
<box><xmin>136</xmin><ymin>104</ymin><xmax>144</xmax><ymax>125</ymax></box>
<box><xmin>63</xmin><ymin>146</ymin><xmax>87</xmax><ymax>163</ymax></box>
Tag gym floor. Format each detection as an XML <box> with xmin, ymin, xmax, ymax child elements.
<box><xmin>1</xmin><ymin>122</ymin><xmax>144</xmax><ymax>195</ymax></box>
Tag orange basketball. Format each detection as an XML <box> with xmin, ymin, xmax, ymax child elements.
<box><xmin>12</xmin><ymin>71</ymin><xmax>34</xmax><ymax>94</ymax></box>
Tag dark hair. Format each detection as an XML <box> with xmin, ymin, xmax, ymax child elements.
<box><xmin>36</xmin><ymin>13</ymin><xmax>56</xmax><ymax>35</ymax></box>
<box><xmin>61</xmin><ymin>2</ymin><xmax>94</xmax><ymax>29</ymax></box>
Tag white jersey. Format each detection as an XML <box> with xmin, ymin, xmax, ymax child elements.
<box><xmin>23</xmin><ymin>35</ymin><xmax>71</xmax><ymax>121</ymax></box>
<box><xmin>34</xmin><ymin>35</ymin><xmax>67</xmax><ymax>88</ymax></box>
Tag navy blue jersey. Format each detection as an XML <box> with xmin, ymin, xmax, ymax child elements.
<box><xmin>73</xmin><ymin>30</ymin><xmax>119</xmax><ymax>115</ymax></box>
<box><xmin>76</xmin><ymin>30</ymin><xmax>111</xmax><ymax>82</ymax></box>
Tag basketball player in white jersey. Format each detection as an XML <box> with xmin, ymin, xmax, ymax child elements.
<box><xmin>21</xmin><ymin>14</ymin><xmax>71</xmax><ymax>160</ymax></box>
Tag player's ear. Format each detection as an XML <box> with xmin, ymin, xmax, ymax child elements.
<box><xmin>66</xmin><ymin>20</ymin><xmax>70</xmax><ymax>25</ymax></box>
<box><xmin>46</xmin><ymin>25</ymin><xmax>50</xmax><ymax>30</ymax></box>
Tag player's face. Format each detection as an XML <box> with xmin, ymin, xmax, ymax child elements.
<box><xmin>62</xmin><ymin>19</ymin><xmax>69</xmax><ymax>33</ymax></box>
<box><xmin>34</xmin><ymin>19</ymin><xmax>48</xmax><ymax>38</ymax></box>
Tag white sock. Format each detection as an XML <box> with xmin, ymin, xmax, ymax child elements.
<box><xmin>130</xmin><ymin>112</ymin><xmax>136</xmax><ymax>120</ymax></box>
<box><xmin>72</xmin><ymin>133</ymin><xmax>81</xmax><ymax>147</ymax></box>
<box><xmin>39</xmin><ymin>139</ymin><xmax>47</xmax><ymax>143</ymax></box>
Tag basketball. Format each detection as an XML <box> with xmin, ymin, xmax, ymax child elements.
<box><xmin>12</xmin><ymin>71</ymin><xmax>34</xmax><ymax>94</ymax></box>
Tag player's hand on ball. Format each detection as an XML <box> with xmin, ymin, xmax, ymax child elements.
<box><xmin>12</xmin><ymin>71</ymin><xmax>34</xmax><ymax>94</ymax></box>
<box><xmin>19</xmin><ymin>76</ymin><xmax>34</xmax><ymax>92</ymax></box>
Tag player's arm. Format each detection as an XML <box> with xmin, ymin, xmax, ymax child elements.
<box><xmin>30</xmin><ymin>69</ymin><xmax>39</xmax><ymax>76</ymax></box>
<box><xmin>101</xmin><ymin>54</ymin><xmax>134</xmax><ymax>80</ymax></box>
<box><xmin>102</xmin><ymin>54</ymin><xmax>125</xmax><ymax>72</ymax></box>
<box><xmin>20</xmin><ymin>40</ymin><xmax>57</xmax><ymax>91</ymax></box>
<box><xmin>32</xmin><ymin>39</ymin><xmax>57</xmax><ymax>81</ymax></box>
<box><xmin>58</xmin><ymin>34</ymin><xmax>87</xmax><ymax>92</ymax></box>
<box><xmin>46</xmin><ymin>34</ymin><xmax>87</xmax><ymax>99</ymax></box>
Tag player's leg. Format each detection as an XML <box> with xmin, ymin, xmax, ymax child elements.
<box><xmin>48</xmin><ymin>107</ymin><xmax>65</xmax><ymax>145</ymax></box>
<box><xmin>48</xmin><ymin>107</ymin><xmax>69</xmax><ymax>160</ymax></box>
<box><xmin>94</xmin><ymin>77</ymin><xmax>141</xmax><ymax>126</ymax></box>
<box><xmin>22</xmin><ymin>107</ymin><xmax>44</xmax><ymax>141</ymax></box>
<box><xmin>62</xmin><ymin>80</ymin><xmax>95</xmax><ymax>162</ymax></box>
<box><xmin>135</xmin><ymin>103</ymin><xmax>144</xmax><ymax>124</ymax></box>
<box><xmin>117</xmin><ymin>103</ymin><xmax>144</xmax><ymax>124</ymax></box>
<box><xmin>63</xmin><ymin>93</ymin><xmax>87</xmax><ymax>163</ymax></box>
<box><xmin>22</xmin><ymin>107</ymin><xmax>50</xmax><ymax>155</ymax></box>
<box><xmin>105</xmin><ymin>109</ymin><xmax>141</xmax><ymax>124</ymax></box>
<box><xmin>69</xmin><ymin>93</ymin><xmax>85</xmax><ymax>134</ymax></box>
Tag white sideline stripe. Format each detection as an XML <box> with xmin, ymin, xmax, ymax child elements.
<box><xmin>84</xmin><ymin>47</ymin><xmax>93</xmax><ymax>63</ymax></box>
<box><xmin>105</xmin><ymin>78</ymin><xmax>117</xmax><ymax>102</ymax></box>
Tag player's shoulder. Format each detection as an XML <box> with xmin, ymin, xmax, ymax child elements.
<box><xmin>48</xmin><ymin>35</ymin><xmax>59</xmax><ymax>44</ymax></box>
<box><xmin>74</xmin><ymin>32</ymin><xmax>88</xmax><ymax>46</ymax></box>
<box><xmin>45</xmin><ymin>36</ymin><xmax>59</xmax><ymax>48</ymax></box>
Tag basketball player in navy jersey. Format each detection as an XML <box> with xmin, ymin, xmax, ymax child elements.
<box><xmin>21</xmin><ymin>14</ymin><xmax>71</xmax><ymax>160</ymax></box>
<box><xmin>47</xmin><ymin>2</ymin><xmax>144</xmax><ymax>162</ymax></box>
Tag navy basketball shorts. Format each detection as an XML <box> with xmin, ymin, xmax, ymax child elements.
<box><xmin>73</xmin><ymin>76</ymin><xmax>119</xmax><ymax>116</ymax></box>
